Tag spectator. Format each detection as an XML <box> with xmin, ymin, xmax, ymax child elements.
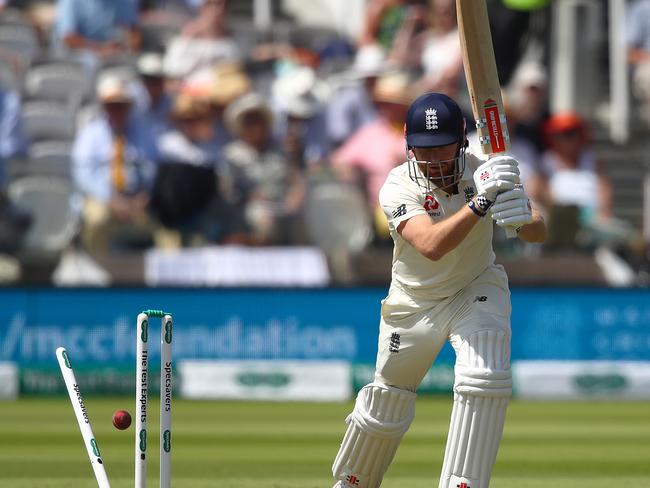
<box><xmin>627</xmin><ymin>0</ymin><xmax>650</xmax><ymax>127</ymax></box>
<box><xmin>134</xmin><ymin>52</ymin><xmax>174</xmax><ymax>147</ymax></box>
<box><xmin>331</xmin><ymin>73</ymin><xmax>411</xmax><ymax>211</ymax></box>
<box><xmin>0</xmin><ymin>87</ymin><xmax>27</xmax><ymax>166</ymax></box>
<box><xmin>506</xmin><ymin>61</ymin><xmax>549</xmax><ymax>152</ymax></box>
<box><xmin>222</xmin><ymin>93</ymin><xmax>306</xmax><ymax>245</ymax></box>
<box><xmin>157</xmin><ymin>94</ymin><xmax>221</xmax><ymax>168</ymax></box>
<box><xmin>53</xmin><ymin>0</ymin><xmax>141</xmax><ymax>58</ymax></box>
<box><xmin>502</xmin><ymin>97</ymin><xmax>545</xmax><ymax>207</ymax></box>
<box><xmin>488</xmin><ymin>0</ymin><xmax>542</xmax><ymax>85</ymax></box>
<box><xmin>163</xmin><ymin>0</ymin><xmax>241</xmax><ymax>81</ymax></box>
<box><xmin>407</xmin><ymin>0</ymin><xmax>463</xmax><ymax>97</ymax></box>
<box><xmin>326</xmin><ymin>44</ymin><xmax>384</xmax><ymax>148</ymax></box>
<box><xmin>0</xmin><ymin>86</ymin><xmax>30</xmax><ymax>255</ymax></box>
<box><xmin>150</xmin><ymin>94</ymin><xmax>227</xmax><ymax>245</ymax></box>
<box><xmin>541</xmin><ymin>113</ymin><xmax>633</xmax><ymax>248</ymax></box>
<box><xmin>272</xmin><ymin>66</ymin><xmax>331</xmax><ymax>167</ymax></box>
<box><xmin>360</xmin><ymin>0</ymin><xmax>410</xmax><ymax>52</ymax></box>
<box><xmin>182</xmin><ymin>62</ymin><xmax>252</xmax><ymax>149</ymax></box>
<box><xmin>72</xmin><ymin>75</ymin><xmax>157</xmax><ymax>253</ymax></box>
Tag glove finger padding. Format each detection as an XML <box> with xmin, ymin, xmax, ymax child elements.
<box><xmin>496</xmin><ymin>213</ymin><xmax>533</xmax><ymax>227</ymax></box>
<box><xmin>489</xmin><ymin>164</ymin><xmax>521</xmax><ymax>176</ymax></box>
<box><xmin>493</xmin><ymin>187</ymin><xmax>527</xmax><ymax>204</ymax></box>
<box><xmin>491</xmin><ymin>197</ymin><xmax>526</xmax><ymax>214</ymax></box>
<box><xmin>492</xmin><ymin>206</ymin><xmax>528</xmax><ymax>219</ymax></box>
<box><xmin>475</xmin><ymin>157</ymin><xmax>521</xmax><ymax>176</ymax></box>
<box><xmin>479</xmin><ymin>178</ymin><xmax>517</xmax><ymax>194</ymax></box>
<box><xmin>492</xmin><ymin>198</ymin><xmax>532</xmax><ymax>227</ymax></box>
<box><xmin>484</xmin><ymin>155</ymin><xmax>520</xmax><ymax>167</ymax></box>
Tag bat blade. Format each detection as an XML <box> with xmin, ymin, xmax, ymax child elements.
<box><xmin>457</xmin><ymin>0</ymin><xmax>518</xmax><ymax>238</ymax></box>
<box><xmin>456</xmin><ymin>0</ymin><xmax>509</xmax><ymax>157</ymax></box>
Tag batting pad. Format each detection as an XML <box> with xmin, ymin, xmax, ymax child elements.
<box><xmin>332</xmin><ymin>382</ymin><xmax>416</xmax><ymax>488</ymax></box>
<box><xmin>439</xmin><ymin>329</ymin><xmax>512</xmax><ymax>488</ymax></box>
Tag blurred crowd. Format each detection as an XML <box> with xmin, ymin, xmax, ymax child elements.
<box><xmin>0</xmin><ymin>0</ymin><xmax>647</xmax><ymax>284</ymax></box>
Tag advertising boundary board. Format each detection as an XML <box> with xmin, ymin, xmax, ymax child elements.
<box><xmin>1</xmin><ymin>287</ymin><xmax>648</xmax><ymax>371</ymax></box>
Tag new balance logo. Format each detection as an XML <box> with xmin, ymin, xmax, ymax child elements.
<box><xmin>389</xmin><ymin>332</ymin><xmax>400</xmax><ymax>353</ymax></box>
<box><xmin>346</xmin><ymin>474</ymin><xmax>360</xmax><ymax>486</ymax></box>
<box><xmin>392</xmin><ymin>204</ymin><xmax>407</xmax><ymax>219</ymax></box>
<box><xmin>473</xmin><ymin>296</ymin><xmax>488</xmax><ymax>303</ymax></box>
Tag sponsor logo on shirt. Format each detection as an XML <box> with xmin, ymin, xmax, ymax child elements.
<box><xmin>424</xmin><ymin>195</ymin><xmax>441</xmax><ymax>217</ymax></box>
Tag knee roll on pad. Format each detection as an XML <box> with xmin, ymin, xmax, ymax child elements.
<box><xmin>454</xmin><ymin>328</ymin><xmax>512</xmax><ymax>397</ymax></box>
<box><xmin>332</xmin><ymin>382</ymin><xmax>416</xmax><ymax>488</ymax></box>
<box><xmin>439</xmin><ymin>329</ymin><xmax>512</xmax><ymax>488</ymax></box>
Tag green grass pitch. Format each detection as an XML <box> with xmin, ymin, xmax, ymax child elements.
<box><xmin>1</xmin><ymin>397</ymin><xmax>649</xmax><ymax>487</ymax></box>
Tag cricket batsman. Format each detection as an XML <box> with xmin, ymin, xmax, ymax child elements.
<box><xmin>332</xmin><ymin>92</ymin><xmax>546</xmax><ymax>488</ymax></box>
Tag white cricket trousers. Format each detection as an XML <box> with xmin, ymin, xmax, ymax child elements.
<box><xmin>375</xmin><ymin>264</ymin><xmax>511</xmax><ymax>392</ymax></box>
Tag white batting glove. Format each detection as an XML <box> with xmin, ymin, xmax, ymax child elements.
<box><xmin>490</xmin><ymin>186</ymin><xmax>533</xmax><ymax>229</ymax></box>
<box><xmin>473</xmin><ymin>156</ymin><xmax>521</xmax><ymax>201</ymax></box>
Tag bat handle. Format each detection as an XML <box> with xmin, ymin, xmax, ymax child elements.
<box><xmin>505</xmin><ymin>226</ymin><xmax>517</xmax><ymax>239</ymax></box>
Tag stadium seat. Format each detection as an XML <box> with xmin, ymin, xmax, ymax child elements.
<box><xmin>25</xmin><ymin>61</ymin><xmax>93</xmax><ymax>105</ymax></box>
<box><xmin>0</xmin><ymin>65</ymin><xmax>18</xmax><ymax>94</ymax></box>
<box><xmin>26</xmin><ymin>139</ymin><xmax>73</xmax><ymax>177</ymax></box>
<box><xmin>544</xmin><ymin>204</ymin><xmax>580</xmax><ymax>251</ymax></box>
<box><xmin>0</xmin><ymin>23</ymin><xmax>40</xmax><ymax>65</ymax></box>
<box><xmin>22</xmin><ymin>100</ymin><xmax>76</xmax><ymax>141</ymax></box>
<box><xmin>98</xmin><ymin>54</ymin><xmax>140</xmax><ymax>83</ymax></box>
<box><xmin>7</xmin><ymin>176</ymin><xmax>79</xmax><ymax>260</ymax></box>
<box><xmin>305</xmin><ymin>179</ymin><xmax>372</xmax><ymax>254</ymax></box>
<box><xmin>0</xmin><ymin>7</ymin><xmax>33</xmax><ymax>27</ymax></box>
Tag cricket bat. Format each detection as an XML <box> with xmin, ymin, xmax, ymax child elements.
<box><xmin>456</xmin><ymin>0</ymin><xmax>517</xmax><ymax>237</ymax></box>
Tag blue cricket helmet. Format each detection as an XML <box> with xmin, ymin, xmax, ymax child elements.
<box><xmin>405</xmin><ymin>93</ymin><xmax>465</xmax><ymax>148</ymax></box>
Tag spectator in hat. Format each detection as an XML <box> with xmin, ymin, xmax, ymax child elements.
<box><xmin>506</xmin><ymin>61</ymin><xmax>549</xmax><ymax>152</ymax></box>
<box><xmin>72</xmin><ymin>75</ymin><xmax>158</xmax><ymax>253</ymax></box>
<box><xmin>272</xmin><ymin>66</ymin><xmax>331</xmax><ymax>167</ymax></box>
<box><xmin>182</xmin><ymin>62</ymin><xmax>252</xmax><ymax>149</ymax></box>
<box><xmin>326</xmin><ymin>44</ymin><xmax>384</xmax><ymax>148</ymax></box>
<box><xmin>541</xmin><ymin>112</ymin><xmax>633</xmax><ymax>248</ymax></box>
<box><xmin>150</xmin><ymin>94</ymin><xmax>229</xmax><ymax>245</ymax></box>
<box><xmin>222</xmin><ymin>93</ymin><xmax>306</xmax><ymax>245</ymax></box>
<box><xmin>332</xmin><ymin>73</ymin><xmax>411</xmax><ymax>211</ymax></box>
<box><xmin>163</xmin><ymin>0</ymin><xmax>241</xmax><ymax>80</ymax></box>
<box><xmin>134</xmin><ymin>52</ymin><xmax>173</xmax><ymax>146</ymax></box>
<box><xmin>53</xmin><ymin>0</ymin><xmax>141</xmax><ymax>57</ymax></box>
<box><xmin>158</xmin><ymin>93</ymin><xmax>222</xmax><ymax>168</ymax></box>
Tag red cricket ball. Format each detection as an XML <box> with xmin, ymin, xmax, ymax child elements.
<box><xmin>112</xmin><ymin>409</ymin><xmax>132</xmax><ymax>430</ymax></box>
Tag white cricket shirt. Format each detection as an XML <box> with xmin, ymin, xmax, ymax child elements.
<box><xmin>379</xmin><ymin>150</ymin><xmax>496</xmax><ymax>301</ymax></box>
